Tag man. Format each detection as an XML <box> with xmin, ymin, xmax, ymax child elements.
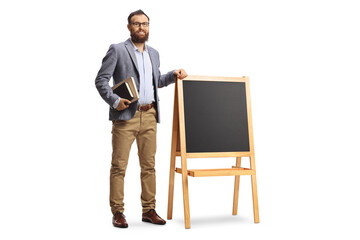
<box><xmin>95</xmin><ymin>9</ymin><xmax>187</xmax><ymax>228</ymax></box>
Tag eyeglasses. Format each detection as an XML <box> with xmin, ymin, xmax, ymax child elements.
<box><xmin>131</xmin><ymin>22</ymin><xmax>149</xmax><ymax>27</ymax></box>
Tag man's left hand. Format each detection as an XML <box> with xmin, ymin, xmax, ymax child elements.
<box><xmin>174</xmin><ymin>69</ymin><xmax>188</xmax><ymax>80</ymax></box>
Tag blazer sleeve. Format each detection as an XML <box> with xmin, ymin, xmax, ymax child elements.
<box><xmin>158</xmin><ymin>70</ymin><xmax>176</xmax><ymax>88</ymax></box>
<box><xmin>95</xmin><ymin>44</ymin><xmax>120</xmax><ymax>107</ymax></box>
<box><xmin>154</xmin><ymin>50</ymin><xmax>175</xmax><ymax>88</ymax></box>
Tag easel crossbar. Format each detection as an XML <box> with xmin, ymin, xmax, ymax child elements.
<box><xmin>175</xmin><ymin>167</ymin><xmax>255</xmax><ymax>177</ymax></box>
<box><xmin>175</xmin><ymin>152</ymin><xmax>252</xmax><ymax>158</ymax></box>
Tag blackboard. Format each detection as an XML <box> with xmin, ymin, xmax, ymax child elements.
<box><xmin>182</xmin><ymin>80</ymin><xmax>250</xmax><ymax>153</ymax></box>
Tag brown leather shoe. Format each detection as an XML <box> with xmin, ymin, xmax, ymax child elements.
<box><xmin>112</xmin><ymin>212</ymin><xmax>128</xmax><ymax>228</ymax></box>
<box><xmin>142</xmin><ymin>209</ymin><xmax>166</xmax><ymax>225</ymax></box>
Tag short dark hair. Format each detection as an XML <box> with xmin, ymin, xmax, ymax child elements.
<box><xmin>127</xmin><ymin>9</ymin><xmax>150</xmax><ymax>24</ymax></box>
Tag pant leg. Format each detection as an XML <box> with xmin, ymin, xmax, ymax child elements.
<box><xmin>136</xmin><ymin>107</ymin><xmax>157</xmax><ymax>213</ymax></box>
<box><xmin>110</xmin><ymin>112</ymin><xmax>140</xmax><ymax>214</ymax></box>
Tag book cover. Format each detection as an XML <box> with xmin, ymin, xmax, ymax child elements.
<box><xmin>111</xmin><ymin>77</ymin><xmax>139</xmax><ymax>103</ymax></box>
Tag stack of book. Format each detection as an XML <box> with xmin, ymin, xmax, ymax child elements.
<box><xmin>111</xmin><ymin>77</ymin><xmax>139</xmax><ymax>103</ymax></box>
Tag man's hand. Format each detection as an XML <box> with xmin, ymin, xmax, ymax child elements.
<box><xmin>116</xmin><ymin>98</ymin><xmax>131</xmax><ymax>111</ymax></box>
<box><xmin>174</xmin><ymin>69</ymin><xmax>188</xmax><ymax>80</ymax></box>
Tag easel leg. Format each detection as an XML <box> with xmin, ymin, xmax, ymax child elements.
<box><xmin>181</xmin><ymin>157</ymin><xmax>191</xmax><ymax>229</ymax></box>
<box><xmin>232</xmin><ymin>157</ymin><xmax>242</xmax><ymax>215</ymax></box>
<box><xmin>250</xmin><ymin>155</ymin><xmax>260</xmax><ymax>223</ymax></box>
<box><xmin>167</xmin><ymin>91</ymin><xmax>179</xmax><ymax>220</ymax></box>
<box><xmin>167</xmin><ymin>151</ymin><xmax>176</xmax><ymax>219</ymax></box>
<box><xmin>167</xmin><ymin>81</ymin><xmax>179</xmax><ymax>220</ymax></box>
<box><xmin>176</xmin><ymin>79</ymin><xmax>191</xmax><ymax>228</ymax></box>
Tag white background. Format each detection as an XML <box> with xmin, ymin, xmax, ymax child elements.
<box><xmin>1</xmin><ymin>0</ymin><xmax>359</xmax><ymax>239</ymax></box>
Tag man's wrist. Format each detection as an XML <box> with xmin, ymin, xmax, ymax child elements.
<box><xmin>113</xmin><ymin>97</ymin><xmax>121</xmax><ymax>109</ymax></box>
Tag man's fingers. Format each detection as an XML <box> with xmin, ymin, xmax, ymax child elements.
<box><xmin>116</xmin><ymin>99</ymin><xmax>132</xmax><ymax>111</ymax></box>
<box><xmin>178</xmin><ymin>69</ymin><xmax>188</xmax><ymax>79</ymax></box>
<box><xmin>174</xmin><ymin>69</ymin><xmax>187</xmax><ymax>80</ymax></box>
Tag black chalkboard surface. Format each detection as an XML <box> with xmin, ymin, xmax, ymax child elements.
<box><xmin>182</xmin><ymin>80</ymin><xmax>250</xmax><ymax>153</ymax></box>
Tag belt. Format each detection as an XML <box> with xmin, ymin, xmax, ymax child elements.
<box><xmin>137</xmin><ymin>103</ymin><xmax>154</xmax><ymax>112</ymax></box>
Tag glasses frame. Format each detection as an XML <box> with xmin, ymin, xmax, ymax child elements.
<box><xmin>131</xmin><ymin>22</ymin><xmax>150</xmax><ymax>28</ymax></box>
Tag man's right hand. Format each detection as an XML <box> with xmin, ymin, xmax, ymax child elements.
<box><xmin>116</xmin><ymin>98</ymin><xmax>131</xmax><ymax>111</ymax></box>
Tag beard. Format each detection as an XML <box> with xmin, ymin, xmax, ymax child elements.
<box><xmin>130</xmin><ymin>30</ymin><xmax>149</xmax><ymax>43</ymax></box>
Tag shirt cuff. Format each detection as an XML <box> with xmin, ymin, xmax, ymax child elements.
<box><xmin>113</xmin><ymin>97</ymin><xmax>120</xmax><ymax>109</ymax></box>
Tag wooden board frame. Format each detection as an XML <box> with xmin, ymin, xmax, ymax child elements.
<box><xmin>167</xmin><ymin>75</ymin><xmax>259</xmax><ymax>229</ymax></box>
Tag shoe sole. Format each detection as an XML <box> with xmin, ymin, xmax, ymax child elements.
<box><xmin>113</xmin><ymin>223</ymin><xmax>128</xmax><ymax>228</ymax></box>
<box><xmin>142</xmin><ymin>218</ymin><xmax>166</xmax><ymax>225</ymax></box>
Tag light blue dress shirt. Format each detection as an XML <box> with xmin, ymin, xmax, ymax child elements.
<box><xmin>113</xmin><ymin>41</ymin><xmax>154</xmax><ymax>108</ymax></box>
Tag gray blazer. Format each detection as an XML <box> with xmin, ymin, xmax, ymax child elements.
<box><xmin>95</xmin><ymin>38</ymin><xmax>175</xmax><ymax>122</ymax></box>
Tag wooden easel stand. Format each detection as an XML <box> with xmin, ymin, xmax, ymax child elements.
<box><xmin>167</xmin><ymin>76</ymin><xmax>260</xmax><ymax>229</ymax></box>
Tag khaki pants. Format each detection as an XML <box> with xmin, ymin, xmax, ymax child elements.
<box><xmin>110</xmin><ymin>108</ymin><xmax>157</xmax><ymax>214</ymax></box>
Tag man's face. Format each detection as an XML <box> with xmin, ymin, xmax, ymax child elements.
<box><xmin>128</xmin><ymin>14</ymin><xmax>149</xmax><ymax>43</ymax></box>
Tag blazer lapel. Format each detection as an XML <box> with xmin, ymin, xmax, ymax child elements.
<box><xmin>125</xmin><ymin>39</ymin><xmax>139</xmax><ymax>74</ymax></box>
<box><xmin>147</xmin><ymin>48</ymin><xmax>158</xmax><ymax>83</ymax></box>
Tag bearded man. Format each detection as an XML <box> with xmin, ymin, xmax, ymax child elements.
<box><xmin>95</xmin><ymin>9</ymin><xmax>187</xmax><ymax>228</ymax></box>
